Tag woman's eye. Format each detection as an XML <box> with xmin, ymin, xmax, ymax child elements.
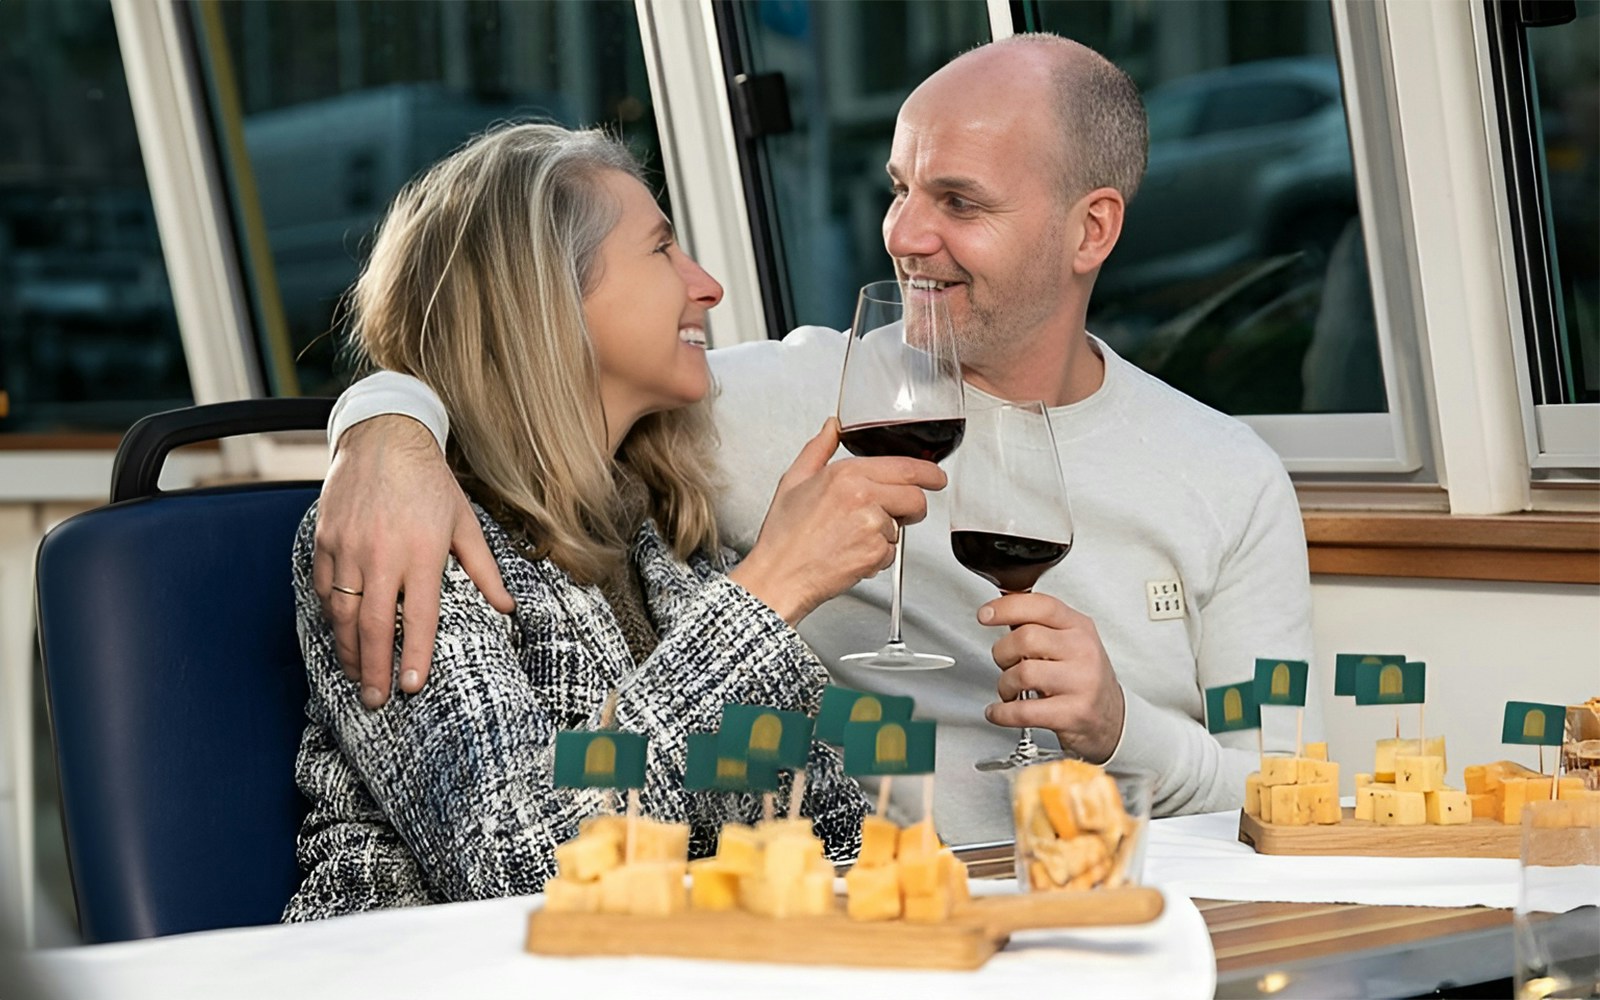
<box><xmin>653</xmin><ymin>241</ymin><xmax>674</xmax><ymax>255</ymax></box>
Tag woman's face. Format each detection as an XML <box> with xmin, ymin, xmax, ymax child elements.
<box><xmin>584</xmin><ymin>171</ymin><xmax>724</xmax><ymax>447</ymax></box>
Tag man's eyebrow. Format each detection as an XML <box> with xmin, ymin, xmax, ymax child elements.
<box><xmin>885</xmin><ymin>164</ymin><xmax>995</xmax><ymax>200</ymax></box>
<box><xmin>648</xmin><ymin>218</ymin><xmax>675</xmax><ymax>243</ymax></box>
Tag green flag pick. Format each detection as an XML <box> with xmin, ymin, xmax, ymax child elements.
<box><xmin>1204</xmin><ymin>681</ymin><xmax>1262</xmax><ymax>734</ymax></box>
<box><xmin>553</xmin><ymin>730</ymin><xmax>648</xmax><ymax>789</ymax></box>
<box><xmin>1502</xmin><ymin>701</ymin><xmax>1566</xmax><ymax>746</ymax></box>
<box><xmin>1334</xmin><ymin>653</ymin><xmax>1404</xmax><ymax>697</ymax></box>
<box><xmin>683</xmin><ymin>732</ymin><xmax>779</xmax><ymax>791</ymax></box>
<box><xmin>1253</xmin><ymin>658</ymin><xmax>1309</xmax><ymax>707</ymax></box>
<box><xmin>718</xmin><ymin>704</ymin><xmax>814</xmax><ymax>770</ymax></box>
<box><xmin>815</xmin><ymin>685</ymin><xmax>915</xmax><ymax>745</ymax></box>
<box><xmin>842</xmin><ymin>719</ymin><xmax>937</xmax><ymax>776</ymax></box>
<box><xmin>1354</xmin><ymin>660</ymin><xmax>1426</xmax><ymax>705</ymax></box>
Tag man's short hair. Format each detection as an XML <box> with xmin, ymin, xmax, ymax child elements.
<box><xmin>999</xmin><ymin>34</ymin><xmax>1150</xmax><ymax>204</ymax></box>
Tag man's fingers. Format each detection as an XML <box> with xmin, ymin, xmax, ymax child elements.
<box><xmin>985</xmin><ymin>692</ymin><xmax>1063</xmax><ymax>730</ymax></box>
<box><xmin>454</xmin><ymin>510</ymin><xmax>514</xmax><ymax>614</ymax></box>
<box><xmin>356</xmin><ymin>578</ymin><xmax>402</xmax><ymax>709</ymax></box>
<box><xmin>995</xmin><ymin>659</ymin><xmax>1070</xmax><ymax>701</ymax></box>
<box><xmin>397</xmin><ymin>569</ymin><xmax>441</xmax><ymax>695</ymax></box>
<box><xmin>978</xmin><ymin>592</ymin><xmax>1083</xmax><ymax>631</ymax></box>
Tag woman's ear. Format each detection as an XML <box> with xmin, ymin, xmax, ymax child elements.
<box><xmin>1071</xmin><ymin>187</ymin><xmax>1126</xmax><ymax>275</ymax></box>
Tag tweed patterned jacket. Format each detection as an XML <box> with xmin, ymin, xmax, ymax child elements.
<box><xmin>282</xmin><ymin>501</ymin><xmax>867</xmax><ymax>922</ymax></box>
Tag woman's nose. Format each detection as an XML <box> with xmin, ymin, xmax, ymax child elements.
<box><xmin>680</xmin><ymin>254</ymin><xmax>724</xmax><ymax>308</ymax></box>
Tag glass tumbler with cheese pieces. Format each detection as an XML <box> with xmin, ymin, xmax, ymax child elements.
<box><xmin>1011</xmin><ymin>760</ymin><xmax>1150</xmax><ymax>892</ymax></box>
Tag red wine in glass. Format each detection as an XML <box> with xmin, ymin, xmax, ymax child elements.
<box><xmin>838</xmin><ymin>417</ymin><xmax>965</xmax><ymax>463</ymax></box>
<box><xmin>950</xmin><ymin>530</ymin><xmax>1071</xmax><ymax>594</ymax></box>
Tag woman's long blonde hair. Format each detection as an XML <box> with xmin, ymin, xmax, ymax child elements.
<box><xmin>346</xmin><ymin>123</ymin><xmax>720</xmax><ymax>583</ymax></box>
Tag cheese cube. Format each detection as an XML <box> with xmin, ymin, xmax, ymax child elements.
<box><xmin>845</xmin><ymin>861</ymin><xmax>901</xmax><ymax>921</ymax></box>
<box><xmin>629</xmin><ymin>819</ymin><xmax>691</xmax><ymax>863</ymax></box>
<box><xmin>897</xmin><ymin>819</ymin><xmax>940</xmax><ymax>859</ymax></box>
<box><xmin>899</xmin><ymin>851</ymin><xmax>944</xmax><ymax>896</ymax></box>
<box><xmin>1375</xmin><ymin>788</ymin><xmax>1427</xmax><ymax>826</ymax></box>
<box><xmin>1261</xmin><ymin>756</ymin><xmax>1300</xmax><ymax>786</ymax></box>
<box><xmin>598</xmin><ymin>865</ymin><xmax>632</xmax><ymax>914</ymax></box>
<box><xmin>1376</xmin><ymin>736</ymin><xmax>1446</xmax><ymax>782</ymax></box>
<box><xmin>1269</xmin><ymin>784</ymin><xmax>1306</xmax><ymax>825</ymax></box>
<box><xmin>542</xmin><ymin>876</ymin><xmax>600</xmax><ymax>913</ymax></box>
<box><xmin>1304</xmin><ymin>741</ymin><xmax>1328</xmax><ymax>762</ymax></box>
<box><xmin>799</xmin><ymin>866</ymin><xmax>837</xmax><ymax>916</ymax></box>
<box><xmin>857</xmin><ymin>816</ymin><xmax>899</xmax><ymax>866</ymax></box>
<box><xmin>1500</xmin><ymin>776</ymin><xmax>1556</xmax><ymax>825</ymax></box>
<box><xmin>941</xmin><ymin>849</ymin><xmax>971</xmax><ymax>906</ymax></box>
<box><xmin>762</xmin><ymin>832</ymin><xmax>824</xmax><ymax>884</ymax></box>
<box><xmin>624</xmin><ymin>862</ymin><xmax>687</xmax><ymax>916</ymax></box>
<box><xmin>1259</xmin><ymin>783</ymin><xmax>1276</xmax><ymax>822</ymax></box>
<box><xmin>1557</xmin><ymin>776</ymin><xmax>1591</xmax><ymax>800</ymax></box>
<box><xmin>1306</xmin><ymin>781</ymin><xmax>1340</xmax><ymax>824</ymax></box>
<box><xmin>555</xmin><ymin>833</ymin><xmax>621</xmax><ymax>882</ymax></box>
<box><xmin>1464</xmin><ymin>764</ymin><xmax>1490</xmax><ymax>795</ymax></box>
<box><xmin>688</xmin><ymin>858</ymin><xmax>740</xmax><ymax>911</ymax></box>
<box><xmin>715</xmin><ymin>824</ymin><xmax>762</xmax><ymax>874</ymax></box>
<box><xmin>1244</xmin><ymin>772</ymin><xmax>1263</xmax><ymax>818</ymax></box>
<box><xmin>1354</xmin><ymin>784</ymin><xmax>1379</xmax><ymax>821</ymax></box>
<box><xmin>903</xmin><ymin>886</ymin><xmax>952</xmax><ymax>923</ymax></box>
<box><xmin>1297</xmin><ymin>759</ymin><xmax>1339</xmax><ymax>787</ymax></box>
<box><xmin>1354</xmin><ymin>773</ymin><xmax>1373</xmax><ymax>788</ymax></box>
<box><xmin>742</xmin><ymin>867</ymin><xmax>832</xmax><ymax>919</ymax></box>
<box><xmin>1469</xmin><ymin>791</ymin><xmax>1497</xmax><ymax>819</ymax></box>
<box><xmin>1425</xmin><ymin>789</ymin><xmax>1471</xmax><ymax>825</ymax></box>
<box><xmin>1039</xmin><ymin>783</ymin><xmax>1080</xmax><ymax>838</ymax></box>
<box><xmin>1469</xmin><ymin>760</ymin><xmax>1540</xmax><ymax>796</ymax></box>
<box><xmin>1396</xmin><ymin>755</ymin><xmax>1445</xmax><ymax>793</ymax></box>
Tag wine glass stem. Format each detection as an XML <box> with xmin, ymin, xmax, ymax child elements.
<box><xmin>885</xmin><ymin>525</ymin><xmax>906</xmax><ymax>645</ymax></box>
<box><xmin>1015</xmin><ymin>692</ymin><xmax>1041</xmax><ymax>757</ymax></box>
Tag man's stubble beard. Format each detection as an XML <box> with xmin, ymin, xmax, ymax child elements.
<box><xmin>954</xmin><ymin>215</ymin><xmax>1069</xmax><ymax>375</ymax></box>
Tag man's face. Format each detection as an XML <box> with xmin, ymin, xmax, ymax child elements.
<box><xmin>882</xmin><ymin>77</ymin><xmax>1073</xmax><ymax>370</ymax></box>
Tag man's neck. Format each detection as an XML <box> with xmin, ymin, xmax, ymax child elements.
<box><xmin>963</xmin><ymin>327</ymin><xmax>1105</xmax><ymax>408</ymax></box>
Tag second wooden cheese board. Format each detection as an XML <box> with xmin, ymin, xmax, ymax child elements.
<box><xmin>526</xmin><ymin>886</ymin><xmax>1165</xmax><ymax>971</ymax></box>
<box><xmin>1239</xmin><ymin>808</ymin><xmax>1520</xmax><ymax>858</ymax></box>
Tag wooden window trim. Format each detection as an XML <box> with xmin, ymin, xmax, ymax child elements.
<box><xmin>1305</xmin><ymin>512</ymin><xmax>1600</xmax><ymax>585</ymax></box>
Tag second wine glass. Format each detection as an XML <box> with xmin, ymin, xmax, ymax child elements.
<box><xmin>836</xmin><ymin>279</ymin><xmax>965</xmax><ymax>670</ymax></box>
<box><xmin>950</xmin><ymin>400</ymin><xmax>1075</xmax><ymax>771</ymax></box>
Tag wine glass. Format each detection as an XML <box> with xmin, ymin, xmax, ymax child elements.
<box><xmin>836</xmin><ymin>279</ymin><xmax>965</xmax><ymax>670</ymax></box>
<box><xmin>950</xmin><ymin>401</ymin><xmax>1075</xmax><ymax>771</ymax></box>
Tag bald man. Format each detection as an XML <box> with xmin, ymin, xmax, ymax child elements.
<box><xmin>315</xmin><ymin>34</ymin><xmax>1318</xmax><ymax>843</ymax></box>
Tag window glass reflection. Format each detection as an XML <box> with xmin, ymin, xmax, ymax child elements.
<box><xmin>0</xmin><ymin>0</ymin><xmax>191</xmax><ymax>436</ymax></box>
<box><xmin>1526</xmin><ymin>2</ymin><xmax>1598</xmax><ymax>403</ymax></box>
<box><xmin>734</xmin><ymin>0</ymin><xmax>992</xmax><ymax>332</ymax></box>
<box><xmin>193</xmin><ymin>0</ymin><xmax>665</xmax><ymax>397</ymax></box>
<box><xmin>1035</xmin><ymin>0</ymin><xmax>1386</xmax><ymax>415</ymax></box>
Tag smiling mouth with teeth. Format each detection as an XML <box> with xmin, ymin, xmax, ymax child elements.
<box><xmin>678</xmin><ymin>327</ymin><xmax>706</xmax><ymax>347</ymax></box>
<box><xmin>907</xmin><ymin>278</ymin><xmax>956</xmax><ymax>291</ymax></box>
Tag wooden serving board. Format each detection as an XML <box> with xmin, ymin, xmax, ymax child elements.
<box><xmin>1239</xmin><ymin>807</ymin><xmax>1520</xmax><ymax>858</ymax></box>
<box><xmin>525</xmin><ymin>886</ymin><xmax>1164</xmax><ymax>971</ymax></box>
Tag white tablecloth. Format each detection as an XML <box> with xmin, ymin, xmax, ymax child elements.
<box><xmin>22</xmin><ymin>881</ymin><xmax>1215</xmax><ymax>1000</ymax></box>
<box><xmin>1145</xmin><ymin>809</ymin><xmax>1523</xmax><ymax>909</ymax></box>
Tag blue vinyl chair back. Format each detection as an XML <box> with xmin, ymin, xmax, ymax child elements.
<box><xmin>35</xmin><ymin>399</ymin><xmax>333</xmax><ymax>943</ymax></box>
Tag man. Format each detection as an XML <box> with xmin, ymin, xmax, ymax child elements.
<box><xmin>314</xmin><ymin>34</ymin><xmax>1318</xmax><ymax>843</ymax></box>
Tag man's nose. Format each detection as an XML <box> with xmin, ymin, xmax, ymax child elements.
<box><xmin>883</xmin><ymin>194</ymin><xmax>942</xmax><ymax>260</ymax></box>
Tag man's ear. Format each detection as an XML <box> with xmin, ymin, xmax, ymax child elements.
<box><xmin>1071</xmin><ymin>187</ymin><xmax>1126</xmax><ymax>275</ymax></box>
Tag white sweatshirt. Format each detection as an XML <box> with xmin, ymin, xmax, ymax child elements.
<box><xmin>332</xmin><ymin>329</ymin><xmax>1320</xmax><ymax>844</ymax></box>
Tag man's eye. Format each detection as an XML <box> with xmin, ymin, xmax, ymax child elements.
<box><xmin>945</xmin><ymin>195</ymin><xmax>973</xmax><ymax>212</ymax></box>
<box><xmin>890</xmin><ymin>185</ymin><xmax>908</xmax><ymax>199</ymax></box>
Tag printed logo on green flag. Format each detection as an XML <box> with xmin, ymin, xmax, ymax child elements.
<box><xmin>553</xmin><ymin>730</ymin><xmax>648</xmax><ymax>789</ymax></box>
<box><xmin>1334</xmin><ymin>653</ymin><xmax>1404</xmax><ymax>697</ymax></box>
<box><xmin>842</xmin><ymin>719</ymin><xmax>937</xmax><ymax>776</ymax></box>
<box><xmin>1501</xmin><ymin>701</ymin><xmax>1565</xmax><ymax>746</ymax></box>
<box><xmin>683</xmin><ymin>732</ymin><xmax>779</xmax><ymax>791</ymax></box>
<box><xmin>815</xmin><ymin>685</ymin><xmax>914</xmax><ymax>745</ymax></box>
<box><xmin>1253</xmin><ymin>658</ymin><xmax>1309</xmax><ymax>707</ymax></box>
<box><xmin>718</xmin><ymin>704</ymin><xmax>814</xmax><ymax>770</ymax></box>
<box><xmin>1204</xmin><ymin>682</ymin><xmax>1262</xmax><ymax>734</ymax></box>
<box><xmin>1354</xmin><ymin>660</ymin><xmax>1426</xmax><ymax>705</ymax></box>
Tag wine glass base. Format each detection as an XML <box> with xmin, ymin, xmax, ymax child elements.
<box><xmin>973</xmin><ymin>747</ymin><xmax>1065</xmax><ymax>772</ymax></box>
<box><xmin>839</xmin><ymin>646</ymin><xmax>954</xmax><ymax>671</ymax></box>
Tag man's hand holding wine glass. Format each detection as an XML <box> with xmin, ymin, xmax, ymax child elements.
<box><xmin>978</xmin><ymin>593</ymin><xmax>1128</xmax><ymax>765</ymax></box>
<box><xmin>730</xmin><ymin>417</ymin><xmax>946</xmax><ymax>627</ymax></box>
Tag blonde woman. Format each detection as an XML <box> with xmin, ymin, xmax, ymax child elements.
<box><xmin>284</xmin><ymin>124</ymin><xmax>945</xmax><ymax>921</ymax></box>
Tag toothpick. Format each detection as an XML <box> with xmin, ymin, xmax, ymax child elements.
<box><xmin>1394</xmin><ymin>711</ymin><xmax>1400</xmax><ymax>742</ymax></box>
<box><xmin>599</xmin><ymin>690</ymin><xmax>618</xmax><ymax>729</ymax></box>
<box><xmin>877</xmin><ymin>776</ymin><xmax>893</xmax><ymax>818</ymax></box>
<box><xmin>761</xmin><ymin>792</ymin><xmax>774</xmax><ymax>824</ymax></box>
<box><xmin>1256</xmin><ymin>727</ymin><xmax>1264</xmax><ymax>773</ymax></box>
<box><xmin>787</xmin><ymin>769</ymin><xmax>808</xmax><ymax>821</ymax></box>
<box><xmin>1551</xmin><ymin>751</ymin><xmax>1561</xmax><ymax>801</ymax></box>
<box><xmin>923</xmin><ymin>773</ymin><xmax>935</xmax><ymax>825</ymax></box>
<box><xmin>1540</xmin><ymin>744</ymin><xmax>1545</xmax><ymax>777</ymax></box>
<box><xmin>1418</xmin><ymin>705</ymin><xmax>1425</xmax><ymax>757</ymax></box>
<box><xmin>624</xmin><ymin>788</ymin><xmax>640</xmax><ymax>866</ymax></box>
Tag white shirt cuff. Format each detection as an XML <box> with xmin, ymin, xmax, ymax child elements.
<box><xmin>328</xmin><ymin>371</ymin><xmax>449</xmax><ymax>457</ymax></box>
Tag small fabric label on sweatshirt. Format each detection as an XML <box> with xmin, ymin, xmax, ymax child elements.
<box><xmin>1147</xmin><ymin>579</ymin><xmax>1185</xmax><ymax>620</ymax></box>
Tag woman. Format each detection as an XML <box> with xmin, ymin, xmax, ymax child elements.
<box><xmin>284</xmin><ymin>124</ymin><xmax>928</xmax><ymax>921</ymax></box>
